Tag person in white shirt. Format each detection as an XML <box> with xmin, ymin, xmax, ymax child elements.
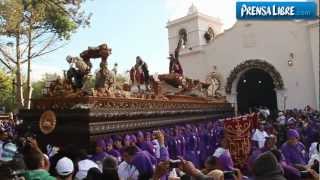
<box><xmin>277</xmin><ymin>112</ymin><xmax>286</xmax><ymax>125</ymax></box>
<box><xmin>117</xmin><ymin>160</ymin><xmax>139</xmax><ymax>180</ymax></box>
<box><xmin>252</xmin><ymin>121</ymin><xmax>269</xmax><ymax>149</ymax></box>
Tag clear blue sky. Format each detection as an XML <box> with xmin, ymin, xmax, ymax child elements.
<box><xmin>33</xmin><ymin>0</ymin><xmax>170</xmax><ymax>79</ymax></box>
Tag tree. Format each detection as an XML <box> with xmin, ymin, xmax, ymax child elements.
<box><xmin>0</xmin><ymin>68</ymin><xmax>15</xmax><ymax>111</ymax></box>
<box><xmin>32</xmin><ymin>73</ymin><xmax>59</xmax><ymax>99</ymax></box>
<box><xmin>0</xmin><ymin>0</ymin><xmax>91</xmax><ymax>108</ymax></box>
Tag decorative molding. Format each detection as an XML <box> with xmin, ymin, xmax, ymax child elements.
<box><xmin>225</xmin><ymin>59</ymin><xmax>284</xmax><ymax>94</ymax></box>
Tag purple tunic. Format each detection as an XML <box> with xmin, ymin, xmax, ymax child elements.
<box><xmin>217</xmin><ymin>149</ymin><xmax>234</xmax><ymax>171</ymax></box>
<box><xmin>137</xmin><ymin>141</ymin><xmax>155</xmax><ymax>156</ymax></box>
<box><xmin>167</xmin><ymin>136</ymin><xmax>182</xmax><ymax>159</ymax></box>
<box><xmin>185</xmin><ymin>133</ymin><xmax>200</xmax><ymax>167</ymax></box>
<box><xmin>91</xmin><ymin>152</ymin><xmax>109</xmax><ymax>163</ymax></box>
<box><xmin>280</xmin><ymin>161</ymin><xmax>301</xmax><ymax>180</ymax></box>
<box><xmin>106</xmin><ymin>149</ymin><xmax>121</xmax><ymax>160</ymax></box>
<box><xmin>281</xmin><ymin>142</ymin><xmax>308</xmax><ymax>165</ymax></box>
<box><xmin>131</xmin><ymin>151</ymin><xmax>154</xmax><ymax>179</ymax></box>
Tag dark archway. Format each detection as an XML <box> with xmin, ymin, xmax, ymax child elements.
<box><xmin>226</xmin><ymin>59</ymin><xmax>284</xmax><ymax>94</ymax></box>
<box><xmin>237</xmin><ymin>69</ymin><xmax>278</xmax><ymax>114</ymax></box>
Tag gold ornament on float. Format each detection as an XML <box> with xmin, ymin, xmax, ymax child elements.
<box><xmin>39</xmin><ymin>110</ymin><xmax>56</xmax><ymax>134</ymax></box>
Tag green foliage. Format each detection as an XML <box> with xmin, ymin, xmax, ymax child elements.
<box><xmin>0</xmin><ymin>68</ymin><xmax>15</xmax><ymax>111</ymax></box>
<box><xmin>0</xmin><ymin>0</ymin><xmax>90</xmax><ymax>39</ymax></box>
<box><xmin>115</xmin><ymin>74</ymin><xmax>127</xmax><ymax>85</ymax></box>
<box><xmin>32</xmin><ymin>73</ymin><xmax>58</xmax><ymax>99</ymax></box>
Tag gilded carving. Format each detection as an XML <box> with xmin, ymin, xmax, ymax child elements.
<box><xmin>39</xmin><ymin>110</ymin><xmax>57</xmax><ymax>135</ymax></box>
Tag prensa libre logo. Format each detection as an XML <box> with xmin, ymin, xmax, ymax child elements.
<box><xmin>236</xmin><ymin>1</ymin><xmax>317</xmax><ymax>20</ymax></box>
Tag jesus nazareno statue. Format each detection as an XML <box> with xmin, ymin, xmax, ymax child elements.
<box><xmin>130</xmin><ymin>56</ymin><xmax>150</xmax><ymax>93</ymax></box>
<box><xmin>168</xmin><ymin>37</ymin><xmax>184</xmax><ymax>76</ymax></box>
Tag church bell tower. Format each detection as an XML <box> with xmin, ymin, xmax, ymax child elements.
<box><xmin>166</xmin><ymin>4</ymin><xmax>223</xmax><ymax>55</ymax></box>
<box><xmin>166</xmin><ymin>4</ymin><xmax>223</xmax><ymax>80</ymax></box>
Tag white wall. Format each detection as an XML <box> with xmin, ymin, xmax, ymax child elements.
<box><xmin>308</xmin><ymin>21</ymin><xmax>320</xmax><ymax>110</ymax></box>
<box><xmin>178</xmin><ymin>21</ymin><xmax>317</xmax><ymax>110</ymax></box>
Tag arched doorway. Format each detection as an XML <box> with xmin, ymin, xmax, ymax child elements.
<box><xmin>225</xmin><ymin>59</ymin><xmax>285</xmax><ymax>114</ymax></box>
<box><xmin>236</xmin><ymin>69</ymin><xmax>278</xmax><ymax>113</ymax></box>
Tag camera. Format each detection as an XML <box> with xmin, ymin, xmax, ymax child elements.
<box><xmin>169</xmin><ymin>159</ymin><xmax>181</xmax><ymax>169</ymax></box>
<box><xmin>223</xmin><ymin>170</ymin><xmax>238</xmax><ymax>179</ymax></box>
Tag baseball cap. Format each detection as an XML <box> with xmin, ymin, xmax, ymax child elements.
<box><xmin>55</xmin><ymin>157</ymin><xmax>74</xmax><ymax>176</ymax></box>
<box><xmin>75</xmin><ymin>159</ymin><xmax>99</xmax><ymax>180</ymax></box>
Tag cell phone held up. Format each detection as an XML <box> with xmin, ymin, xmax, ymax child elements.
<box><xmin>169</xmin><ymin>159</ymin><xmax>181</xmax><ymax>169</ymax></box>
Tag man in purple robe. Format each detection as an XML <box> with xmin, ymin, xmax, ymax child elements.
<box><xmin>198</xmin><ymin>124</ymin><xmax>210</xmax><ymax>168</ymax></box>
<box><xmin>130</xmin><ymin>134</ymin><xmax>138</xmax><ymax>147</ymax></box>
<box><xmin>185</xmin><ymin>126</ymin><xmax>200</xmax><ymax>168</ymax></box>
<box><xmin>136</xmin><ymin>131</ymin><xmax>155</xmax><ymax>156</ymax></box>
<box><xmin>281</xmin><ymin>129</ymin><xmax>308</xmax><ymax>170</ymax></box>
<box><xmin>213</xmin><ymin>137</ymin><xmax>234</xmax><ymax>171</ymax></box>
<box><xmin>112</xmin><ymin>135</ymin><xmax>123</xmax><ymax>152</ymax></box>
<box><xmin>298</xmin><ymin>118</ymin><xmax>318</xmax><ymax>149</ymax></box>
<box><xmin>122</xmin><ymin>131</ymin><xmax>169</xmax><ymax>180</ymax></box>
<box><xmin>248</xmin><ymin>135</ymin><xmax>277</xmax><ymax>172</ymax></box>
<box><xmin>177</xmin><ymin>126</ymin><xmax>187</xmax><ymax>157</ymax></box>
<box><xmin>167</xmin><ymin>128</ymin><xmax>182</xmax><ymax>159</ymax></box>
<box><xmin>270</xmin><ymin>149</ymin><xmax>302</xmax><ymax>180</ymax></box>
<box><xmin>105</xmin><ymin>137</ymin><xmax>121</xmax><ymax>162</ymax></box>
<box><xmin>91</xmin><ymin>139</ymin><xmax>109</xmax><ymax>163</ymax></box>
<box><xmin>122</xmin><ymin>134</ymin><xmax>131</xmax><ymax>148</ymax></box>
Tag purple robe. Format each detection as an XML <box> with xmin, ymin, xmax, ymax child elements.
<box><xmin>280</xmin><ymin>161</ymin><xmax>301</xmax><ymax>180</ymax></box>
<box><xmin>167</xmin><ymin>136</ymin><xmax>180</xmax><ymax>159</ymax></box>
<box><xmin>91</xmin><ymin>152</ymin><xmax>109</xmax><ymax>163</ymax></box>
<box><xmin>299</xmin><ymin>122</ymin><xmax>318</xmax><ymax>148</ymax></box>
<box><xmin>199</xmin><ymin>127</ymin><xmax>210</xmax><ymax>167</ymax></box>
<box><xmin>185</xmin><ymin>132</ymin><xmax>200</xmax><ymax>167</ymax></box>
<box><xmin>178</xmin><ymin>134</ymin><xmax>186</xmax><ymax>157</ymax></box>
<box><xmin>131</xmin><ymin>151</ymin><xmax>154</xmax><ymax>179</ymax></box>
<box><xmin>107</xmin><ymin>149</ymin><xmax>121</xmax><ymax>160</ymax></box>
<box><xmin>281</xmin><ymin>142</ymin><xmax>308</xmax><ymax>165</ymax></box>
<box><xmin>137</xmin><ymin>141</ymin><xmax>155</xmax><ymax>156</ymax></box>
<box><xmin>216</xmin><ymin>149</ymin><xmax>234</xmax><ymax>171</ymax></box>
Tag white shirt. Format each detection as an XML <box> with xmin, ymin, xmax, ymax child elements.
<box><xmin>118</xmin><ymin>161</ymin><xmax>139</xmax><ymax>180</ymax></box>
<box><xmin>152</xmin><ymin>139</ymin><xmax>160</xmax><ymax>159</ymax></box>
<box><xmin>252</xmin><ymin>129</ymin><xmax>269</xmax><ymax>148</ymax></box>
<box><xmin>309</xmin><ymin>142</ymin><xmax>319</xmax><ymax>159</ymax></box>
<box><xmin>277</xmin><ymin>115</ymin><xmax>286</xmax><ymax>125</ymax></box>
<box><xmin>0</xmin><ymin>140</ymin><xmax>3</xmax><ymax>159</ymax></box>
<box><xmin>308</xmin><ymin>143</ymin><xmax>320</xmax><ymax>167</ymax></box>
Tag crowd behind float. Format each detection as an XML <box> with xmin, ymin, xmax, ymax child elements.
<box><xmin>0</xmin><ymin>106</ymin><xmax>319</xmax><ymax>180</ymax></box>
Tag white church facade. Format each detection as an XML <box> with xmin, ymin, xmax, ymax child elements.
<box><xmin>167</xmin><ymin>5</ymin><xmax>319</xmax><ymax>112</ymax></box>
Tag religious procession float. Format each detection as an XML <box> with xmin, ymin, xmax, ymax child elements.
<box><xmin>19</xmin><ymin>36</ymin><xmax>233</xmax><ymax>149</ymax></box>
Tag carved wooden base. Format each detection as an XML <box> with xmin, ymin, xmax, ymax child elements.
<box><xmin>19</xmin><ymin>96</ymin><xmax>233</xmax><ymax>149</ymax></box>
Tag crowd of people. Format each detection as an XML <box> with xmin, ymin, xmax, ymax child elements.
<box><xmin>0</xmin><ymin>106</ymin><xmax>319</xmax><ymax>180</ymax></box>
